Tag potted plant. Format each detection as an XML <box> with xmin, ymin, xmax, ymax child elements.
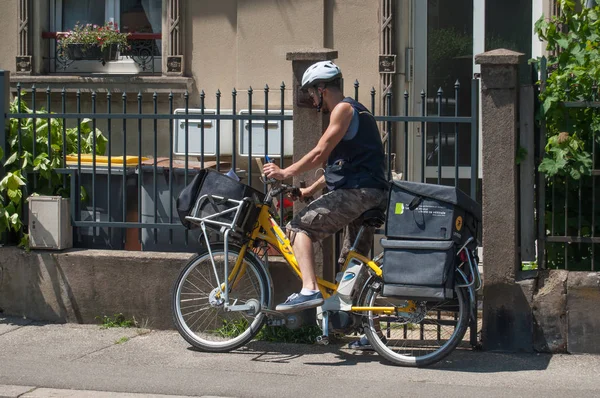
<box><xmin>57</xmin><ymin>21</ymin><xmax>130</xmax><ymax>64</ymax></box>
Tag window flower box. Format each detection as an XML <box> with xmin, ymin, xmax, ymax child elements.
<box><xmin>65</xmin><ymin>43</ymin><xmax>119</xmax><ymax>62</ymax></box>
<box><xmin>58</xmin><ymin>21</ymin><xmax>130</xmax><ymax>65</ymax></box>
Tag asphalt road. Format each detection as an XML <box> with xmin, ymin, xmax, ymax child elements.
<box><xmin>1</xmin><ymin>316</ymin><xmax>599</xmax><ymax>398</ymax></box>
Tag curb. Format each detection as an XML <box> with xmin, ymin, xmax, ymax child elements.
<box><xmin>0</xmin><ymin>385</ymin><xmax>233</xmax><ymax>398</ymax></box>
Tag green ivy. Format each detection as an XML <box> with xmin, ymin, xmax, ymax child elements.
<box><xmin>533</xmin><ymin>0</ymin><xmax>600</xmax><ymax>270</ymax></box>
<box><xmin>534</xmin><ymin>0</ymin><xmax>600</xmax><ymax>180</ymax></box>
<box><xmin>1</xmin><ymin>96</ymin><xmax>107</xmax><ymax>247</ymax></box>
<box><xmin>538</xmin><ymin>132</ymin><xmax>592</xmax><ymax>179</ymax></box>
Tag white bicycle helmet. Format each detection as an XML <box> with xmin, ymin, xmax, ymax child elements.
<box><xmin>301</xmin><ymin>61</ymin><xmax>342</xmax><ymax>90</ymax></box>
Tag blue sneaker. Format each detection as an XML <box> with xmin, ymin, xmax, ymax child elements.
<box><xmin>275</xmin><ymin>291</ymin><xmax>324</xmax><ymax>313</ymax></box>
<box><xmin>348</xmin><ymin>335</ymin><xmax>387</xmax><ymax>351</ymax></box>
<box><xmin>348</xmin><ymin>335</ymin><xmax>374</xmax><ymax>350</ymax></box>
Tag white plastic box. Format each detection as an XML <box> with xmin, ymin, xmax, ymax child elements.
<box><xmin>172</xmin><ymin>108</ymin><xmax>234</xmax><ymax>156</ymax></box>
<box><xmin>28</xmin><ymin>196</ymin><xmax>73</xmax><ymax>250</ymax></box>
<box><xmin>238</xmin><ymin>109</ymin><xmax>293</xmax><ymax>157</ymax></box>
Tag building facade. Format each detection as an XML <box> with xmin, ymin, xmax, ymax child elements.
<box><xmin>0</xmin><ymin>0</ymin><xmax>553</xmax><ymax>183</ymax></box>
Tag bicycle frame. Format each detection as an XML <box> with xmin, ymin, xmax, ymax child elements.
<box><xmin>223</xmin><ymin>203</ymin><xmax>407</xmax><ymax>315</ymax></box>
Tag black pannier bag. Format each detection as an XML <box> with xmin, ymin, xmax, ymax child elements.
<box><xmin>176</xmin><ymin>168</ymin><xmax>265</xmax><ymax>236</ymax></box>
<box><xmin>385</xmin><ymin>180</ymin><xmax>482</xmax><ymax>245</ymax></box>
<box><xmin>381</xmin><ymin>239</ymin><xmax>455</xmax><ymax>301</ymax></box>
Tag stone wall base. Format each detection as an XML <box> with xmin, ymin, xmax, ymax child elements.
<box><xmin>532</xmin><ymin>270</ymin><xmax>600</xmax><ymax>354</ymax></box>
<box><xmin>0</xmin><ymin>247</ymin><xmax>299</xmax><ymax>330</ymax></box>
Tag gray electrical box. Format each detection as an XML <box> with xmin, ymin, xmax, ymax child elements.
<box><xmin>28</xmin><ymin>196</ymin><xmax>73</xmax><ymax>250</ymax></box>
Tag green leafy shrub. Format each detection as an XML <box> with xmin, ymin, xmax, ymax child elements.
<box><xmin>1</xmin><ymin>96</ymin><xmax>107</xmax><ymax>247</ymax></box>
<box><xmin>534</xmin><ymin>0</ymin><xmax>600</xmax><ymax>269</ymax></box>
<box><xmin>534</xmin><ymin>0</ymin><xmax>600</xmax><ymax>180</ymax></box>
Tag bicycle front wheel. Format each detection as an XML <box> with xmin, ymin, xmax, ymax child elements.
<box><xmin>362</xmin><ymin>281</ymin><xmax>469</xmax><ymax>367</ymax></box>
<box><xmin>172</xmin><ymin>244</ymin><xmax>271</xmax><ymax>352</ymax></box>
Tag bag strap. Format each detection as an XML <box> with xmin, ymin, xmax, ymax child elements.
<box><xmin>408</xmin><ymin>196</ymin><xmax>423</xmax><ymax>211</ymax></box>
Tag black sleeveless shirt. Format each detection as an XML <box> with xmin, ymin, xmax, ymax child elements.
<box><xmin>324</xmin><ymin>97</ymin><xmax>388</xmax><ymax>191</ymax></box>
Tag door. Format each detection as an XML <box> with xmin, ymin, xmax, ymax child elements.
<box><xmin>410</xmin><ymin>0</ymin><xmax>483</xmax><ymax>195</ymax></box>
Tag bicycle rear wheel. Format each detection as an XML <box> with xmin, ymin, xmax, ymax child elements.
<box><xmin>172</xmin><ymin>244</ymin><xmax>271</xmax><ymax>352</ymax></box>
<box><xmin>362</xmin><ymin>280</ymin><xmax>469</xmax><ymax>367</ymax></box>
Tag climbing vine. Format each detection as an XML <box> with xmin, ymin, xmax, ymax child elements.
<box><xmin>533</xmin><ymin>0</ymin><xmax>600</xmax><ymax>270</ymax></box>
<box><xmin>534</xmin><ymin>0</ymin><xmax>598</xmax><ymax>180</ymax></box>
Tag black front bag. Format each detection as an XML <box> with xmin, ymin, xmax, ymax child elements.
<box><xmin>176</xmin><ymin>169</ymin><xmax>265</xmax><ymax>236</ymax></box>
<box><xmin>381</xmin><ymin>181</ymin><xmax>482</xmax><ymax>301</ymax></box>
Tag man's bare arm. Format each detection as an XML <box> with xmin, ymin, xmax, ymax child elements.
<box><xmin>305</xmin><ymin>175</ymin><xmax>326</xmax><ymax>197</ymax></box>
<box><xmin>263</xmin><ymin>102</ymin><xmax>353</xmax><ymax>180</ymax></box>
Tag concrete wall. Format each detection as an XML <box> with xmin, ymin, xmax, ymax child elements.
<box><xmin>3</xmin><ymin>244</ymin><xmax>599</xmax><ymax>355</ymax></box>
<box><xmin>0</xmin><ymin>246</ymin><xmax>299</xmax><ymax>330</ymax></box>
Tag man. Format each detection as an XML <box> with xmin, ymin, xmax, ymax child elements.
<box><xmin>263</xmin><ymin>60</ymin><xmax>388</xmax><ymax>313</ymax></box>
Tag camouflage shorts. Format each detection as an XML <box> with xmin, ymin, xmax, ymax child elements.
<box><xmin>286</xmin><ymin>188</ymin><xmax>387</xmax><ymax>264</ymax></box>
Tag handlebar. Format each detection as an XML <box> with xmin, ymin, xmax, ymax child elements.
<box><xmin>265</xmin><ymin>182</ymin><xmax>310</xmax><ymax>204</ymax></box>
<box><xmin>269</xmin><ymin>183</ymin><xmax>301</xmax><ymax>198</ymax></box>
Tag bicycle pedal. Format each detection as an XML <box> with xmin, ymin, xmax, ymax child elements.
<box><xmin>316</xmin><ymin>335</ymin><xmax>329</xmax><ymax>345</ymax></box>
<box><xmin>268</xmin><ymin>318</ymin><xmax>285</xmax><ymax>327</ymax></box>
<box><xmin>261</xmin><ymin>308</ymin><xmax>286</xmax><ymax>318</ymax></box>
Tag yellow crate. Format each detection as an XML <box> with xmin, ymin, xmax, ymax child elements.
<box><xmin>65</xmin><ymin>155</ymin><xmax>149</xmax><ymax>166</ymax></box>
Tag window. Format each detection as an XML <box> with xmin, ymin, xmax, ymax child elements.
<box><xmin>51</xmin><ymin>0</ymin><xmax>162</xmax><ymax>74</ymax></box>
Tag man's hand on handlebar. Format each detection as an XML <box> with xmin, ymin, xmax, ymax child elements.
<box><xmin>289</xmin><ymin>187</ymin><xmax>311</xmax><ymax>202</ymax></box>
<box><xmin>263</xmin><ymin>162</ymin><xmax>289</xmax><ymax>180</ymax></box>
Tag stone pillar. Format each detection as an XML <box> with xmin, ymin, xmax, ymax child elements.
<box><xmin>475</xmin><ymin>49</ymin><xmax>534</xmax><ymax>352</ymax></box>
<box><xmin>286</xmin><ymin>48</ymin><xmax>338</xmax><ymax>283</ymax></box>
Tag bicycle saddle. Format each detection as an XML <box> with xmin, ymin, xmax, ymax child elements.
<box><xmin>361</xmin><ymin>208</ymin><xmax>386</xmax><ymax>228</ymax></box>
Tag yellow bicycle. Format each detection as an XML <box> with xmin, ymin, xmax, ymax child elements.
<box><xmin>171</xmin><ymin>171</ymin><xmax>481</xmax><ymax>367</ymax></box>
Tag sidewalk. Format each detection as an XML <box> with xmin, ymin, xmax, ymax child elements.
<box><xmin>1</xmin><ymin>315</ymin><xmax>599</xmax><ymax>398</ymax></box>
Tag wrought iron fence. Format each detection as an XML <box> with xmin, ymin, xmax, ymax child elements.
<box><xmin>537</xmin><ymin>57</ymin><xmax>600</xmax><ymax>271</ymax></box>
<box><xmin>0</xmin><ymin>76</ymin><xmax>480</xmax><ymax>252</ymax></box>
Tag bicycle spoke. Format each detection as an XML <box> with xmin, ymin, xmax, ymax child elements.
<box><xmin>181</xmin><ymin>302</ymin><xmax>214</xmax><ymax>314</ymax></box>
<box><xmin>364</xmin><ymin>283</ymin><xmax>469</xmax><ymax>367</ymax></box>
<box><xmin>173</xmin><ymin>247</ymin><xmax>268</xmax><ymax>350</ymax></box>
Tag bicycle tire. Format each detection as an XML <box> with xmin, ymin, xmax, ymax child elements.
<box><xmin>362</xmin><ymin>280</ymin><xmax>469</xmax><ymax>367</ymax></box>
<box><xmin>172</xmin><ymin>244</ymin><xmax>271</xmax><ymax>352</ymax></box>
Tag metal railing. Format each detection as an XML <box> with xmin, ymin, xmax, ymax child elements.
<box><xmin>1</xmin><ymin>77</ymin><xmax>480</xmax><ymax>252</ymax></box>
<box><xmin>537</xmin><ymin>57</ymin><xmax>600</xmax><ymax>271</ymax></box>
